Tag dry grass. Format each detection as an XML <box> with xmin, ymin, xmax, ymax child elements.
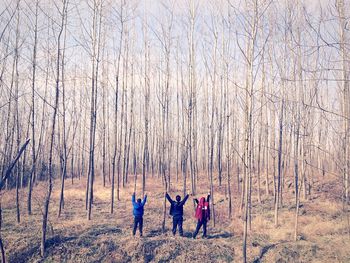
<box><xmin>0</xmin><ymin>173</ymin><xmax>349</xmax><ymax>262</ymax></box>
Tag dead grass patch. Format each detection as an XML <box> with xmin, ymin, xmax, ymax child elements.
<box><xmin>0</xmin><ymin>174</ymin><xmax>349</xmax><ymax>262</ymax></box>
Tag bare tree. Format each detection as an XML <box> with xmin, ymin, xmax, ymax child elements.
<box><xmin>142</xmin><ymin>8</ymin><xmax>150</xmax><ymax>198</ymax></box>
<box><xmin>58</xmin><ymin>0</ymin><xmax>69</xmax><ymax>217</ymax></box>
<box><xmin>41</xmin><ymin>0</ymin><xmax>68</xmax><ymax>256</ymax></box>
<box><xmin>28</xmin><ymin>0</ymin><xmax>39</xmax><ymax>216</ymax></box>
<box><xmin>87</xmin><ymin>0</ymin><xmax>103</xmax><ymax>220</ymax></box>
<box><xmin>111</xmin><ymin>0</ymin><xmax>126</xmax><ymax>213</ymax></box>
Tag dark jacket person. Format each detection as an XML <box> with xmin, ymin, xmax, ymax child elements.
<box><xmin>165</xmin><ymin>192</ymin><xmax>189</xmax><ymax>236</ymax></box>
<box><xmin>132</xmin><ymin>192</ymin><xmax>147</xmax><ymax>236</ymax></box>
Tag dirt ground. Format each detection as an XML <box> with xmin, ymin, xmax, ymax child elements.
<box><xmin>1</xmin><ymin>173</ymin><xmax>349</xmax><ymax>262</ymax></box>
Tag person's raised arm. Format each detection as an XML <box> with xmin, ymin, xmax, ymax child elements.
<box><xmin>207</xmin><ymin>193</ymin><xmax>211</xmax><ymax>202</ymax></box>
<box><xmin>165</xmin><ymin>192</ymin><xmax>173</xmax><ymax>203</ymax></box>
<box><xmin>181</xmin><ymin>194</ymin><xmax>189</xmax><ymax>205</ymax></box>
<box><xmin>142</xmin><ymin>194</ymin><xmax>147</xmax><ymax>206</ymax></box>
<box><xmin>132</xmin><ymin>192</ymin><xmax>136</xmax><ymax>205</ymax></box>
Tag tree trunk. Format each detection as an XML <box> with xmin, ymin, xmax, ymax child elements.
<box><xmin>41</xmin><ymin>0</ymin><xmax>67</xmax><ymax>255</ymax></box>
<box><xmin>28</xmin><ymin>0</ymin><xmax>39</xmax><ymax>216</ymax></box>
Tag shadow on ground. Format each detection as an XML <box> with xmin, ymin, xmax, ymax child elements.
<box><xmin>207</xmin><ymin>231</ymin><xmax>233</xmax><ymax>239</ymax></box>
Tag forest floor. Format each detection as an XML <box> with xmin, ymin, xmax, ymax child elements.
<box><xmin>1</xmin><ymin>173</ymin><xmax>350</xmax><ymax>263</ymax></box>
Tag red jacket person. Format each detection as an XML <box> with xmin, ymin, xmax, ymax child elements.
<box><xmin>192</xmin><ymin>193</ymin><xmax>210</xmax><ymax>238</ymax></box>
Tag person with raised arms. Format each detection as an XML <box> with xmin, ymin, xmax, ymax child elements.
<box><xmin>132</xmin><ymin>192</ymin><xmax>147</xmax><ymax>237</ymax></box>
<box><xmin>192</xmin><ymin>192</ymin><xmax>211</xmax><ymax>239</ymax></box>
<box><xmin>165</xmin><ymin>192</ymin><xmax>189</xmax><ymax>237</ymax></box>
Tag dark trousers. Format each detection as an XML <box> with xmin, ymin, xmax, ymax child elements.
<box><xmin>172</xmin><ymin>216</ymin><xmax>183</xmax><ymax>236</ymax></box>
<box><xmin>133</xmin><ymin>216</ymin><xmax>143</xmax><ymax>236</ymax></box>
<box><xmin>193</xmin><ymin>219</ymin><xmax>207</xmax><ymax>238</ymax></box>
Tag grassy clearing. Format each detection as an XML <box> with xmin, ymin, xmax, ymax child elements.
<box><xmin>0</xmin><ymin>173</ymin><xmax>349</xmax><ymax>262</ymax></box>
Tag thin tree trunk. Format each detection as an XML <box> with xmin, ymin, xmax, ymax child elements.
<box><xmin>274</xmin><ymin>100</ymin><xmax>284</xmax><ymax>227</ymax></box>
<box><xmin>58</xmin><ymin>10</ymin><xmax>68</xmax><ymax>218</ymax></box>
<box><xmin>28</xmin><ymin>0</ymin><xmax>39</xmax><ymax>216</ymax></box>
<box><xmin>41</xmin><ymin>1</ymin><xmax>67</xmax><ymax>256</ymax></box>
<box><xmin>0</xmin><ymin>201</ymin><xmax>5</xmax><ymax>263</ymax></box>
